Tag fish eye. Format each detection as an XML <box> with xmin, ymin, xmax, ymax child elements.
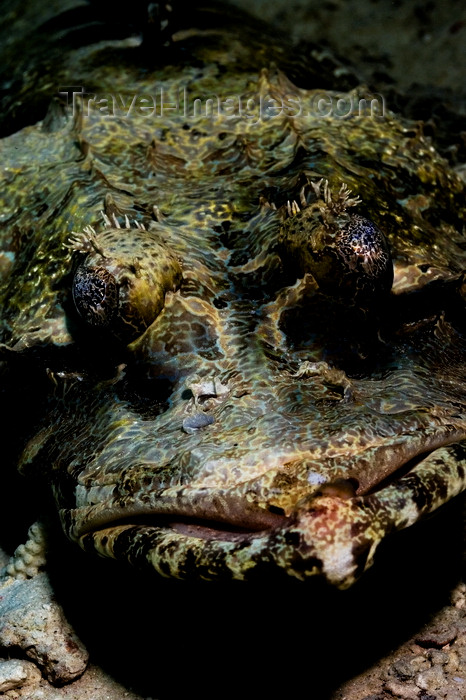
<box><xmin>72</xmin><ymin>265</ymin><xmax>119</xmax><ymax>328</ymax></box>
<box><xmin>279</xmin><ymin>179</ymin><xmax>393</xmax><ymax>310</ymax></box>
<box><xmin>68</xmin><ymin>218</ymin><xmax>182</xmax><ymax>343</ymax></box>
<box><xmin>332</xmin><ymin>213</ymin><xmax>393</xmax><ymax>304</ymax></box>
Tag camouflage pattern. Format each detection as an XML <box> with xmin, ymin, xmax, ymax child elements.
<box><xmin>1</xmin><ymin>3</ymin><xmax>465</xmax><ymax>588</ymax></box>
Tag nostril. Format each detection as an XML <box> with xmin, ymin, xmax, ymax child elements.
<box><xmin>115</xmin><ymin>368</ymin><xmax>175</xmax><ymax>421</ymax></box>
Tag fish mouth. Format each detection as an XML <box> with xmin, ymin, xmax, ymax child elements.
<box><xmin>73</xmin><ymin>427</ymin><xmax>466</xmax><ymax>544</ymax></box>
<box><xmin>74</xmin><ymin>487</ymin><xmax>289</xmax><ymax>542</ymax></box>
<box><xmin>121</xmin><ymin>512</ymin><xmax>289</xmax><ymax>542</ymax></box>
<box><xmin>72</xmin><ymin>431</ymin><xmax>466</xmax><ymax>587</ymax></box>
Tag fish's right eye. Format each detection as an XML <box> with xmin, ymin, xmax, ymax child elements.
<box><xmin>73</xmin><ymin>265</ymin><xmax>119</xmax><ymax>328</ymax></box>
<box><xmin>68</xmin><ymin>219</ymin><xmax>182</xmax><ymax>343</ymax></box>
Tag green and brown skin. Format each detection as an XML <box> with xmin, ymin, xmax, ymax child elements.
<box><xmin>1</xmin><ymin>2</ymin><xmax>466</xmax><ymax>589</ymax></box>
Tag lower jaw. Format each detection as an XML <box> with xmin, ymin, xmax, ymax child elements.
<box><xmin>74</xmin><ymin>428</ymin><xmax>466</xmax><ymax>543</ymax></box>
<box><xmin>77</xmin><ymin>440</ymin><xmax>466</xmax><ymax>587</ymax></box>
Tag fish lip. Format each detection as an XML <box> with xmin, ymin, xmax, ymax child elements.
<box><xmin>349</xmin><ymin>426</ymin><xmax>466</xmax><ymax>494</ymax></box>
<box><xmin>72</xmin><ymin>439</ymin><xmax>466</xmax><ymax>588</ymax></box>
<box><xmin>73</xmin><ymin>492</ymin><xmax>289</xmax><ymax>541</ymax></box>
<box><xmin>72</xmin><ymin>427</ymin><xmax>466</xmax><ymax>543</ymax></box>
<box><xmin>121</xmin><ymin>513</ymin><xmax>290</xmax><ymax>543</ymax></box>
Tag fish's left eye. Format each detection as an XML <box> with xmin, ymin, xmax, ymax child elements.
<box><xmin>328</xmin><ymin>213</ymin><xmax>393</xmax><ymax>304</ymax></box>
<box><xmin>279</xmin><ymin>179</ymin><xmax>393</xmax><ymax>310</ymax></box>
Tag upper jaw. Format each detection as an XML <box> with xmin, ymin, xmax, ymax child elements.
<box><xmin>69</xmin><ymin>423</ymin><xmax>466</xmax><ymax>542</ymax></box>
<box><xmin>72</xmin><ymin>440</ymin><xmax>466</xmax><ymax>587</ymax></box>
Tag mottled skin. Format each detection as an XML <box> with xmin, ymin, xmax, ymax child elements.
<box><xmin>1</xmin><ymin>3</ymin><xmax>466</xmax><ymax>589</ymax></box>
